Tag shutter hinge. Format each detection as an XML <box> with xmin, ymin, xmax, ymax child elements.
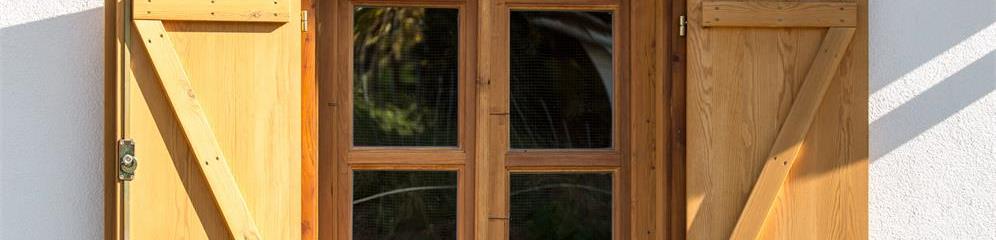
<box><xmin>118</xmin><ymin>139</ymin><xmax>137</xmax><ymax>181</ymax></box>
<box><xmin>679</xmin><ymin>15</ymin><xmax>688</xmax><ymax>37</ymax></box>
<box><xmin>301</xmin><ymin>10</ymin><xmax>309</xmax><ymax>32</ymax></box>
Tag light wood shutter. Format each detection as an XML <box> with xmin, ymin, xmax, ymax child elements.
<box><xmin>686</xmin><ymin>1</ymin><xmax>868</xmax><ymax>239</ymax></box>
<box><xmin>109</xmin><ymin>0</ymin><xmax>301</xmax><ymax>239</ymax></box>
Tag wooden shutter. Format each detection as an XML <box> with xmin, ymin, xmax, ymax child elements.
<box><xmin>686</xmin><ymin>1</ymin><xmax>868</xmax><ymax>239</ymax></box>
<box><xmin>107</xmin><ymin>0</ymin><xmax>301</xmax><ymax>239</ymax></box>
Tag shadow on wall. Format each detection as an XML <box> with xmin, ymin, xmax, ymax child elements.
<box><xmin>869</xmin><ymin>0</ymin><xmax>996</xmax><ymax>161</ymax></box>
<box><xmin>1</xmin><ymin>7</ymin><xmax>105</xmax><ymax>239</ymax></box>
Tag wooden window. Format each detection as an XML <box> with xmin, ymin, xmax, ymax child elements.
<box><xmin>330</xmin><ymin>1</ymin><xmax>477</xmax><ymax>240</ymax></box>
<box><xmin>324</xmin><ymin>0</ymin><xmax>634</xmax><ymax>238</ymax></box>
<box><xmin>352</xmin><ymin>7</ymin><xmax>460</xmax><ymax>147</ymax></box>
<box><xmin>509</xmin><ymin>10</ymin><xmax>616</xmax><ymax>149</ymax></box>
<box><xmin>352</xmin><ymin>170</ymin><xmax>459</xmax><ymax>239</ymax></box>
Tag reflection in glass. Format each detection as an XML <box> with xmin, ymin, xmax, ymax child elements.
<box><xmin>510</xmin><ymin>11</ymin><xmax>614</xmax><ymax>149</ymax></box>
<box><xmin>353</xmin><ymin>7</ymin><xmax>459</xmax><ymax>147</ymax></box>
<box><xmin>353</xmin><ymin>171</ymin><xmax>458</xmax><ymax>240</ymax></box>
<box><xmin>510</xmin><ymin>173</ymin><xmax>613</xmax><ymax>240</ymax></box>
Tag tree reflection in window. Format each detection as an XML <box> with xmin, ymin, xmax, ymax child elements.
<box><xmin>510</xmin><ymin>11</ymin><xmax>614</xmax><ymax>149</ymax></box>
<box><xmin>510</xmin><ymin>173</ymin><xmax>613</xmax><ymax>240</ymax></box>
<box><xmin>353</xmin><ymin>7</ymin><xmax>459</xmax><ymax>147</ymax></box>
<box><xmin>353</xmin><ymin>171</ymin><xmax>458</xmax><ymax>240</ymax></box>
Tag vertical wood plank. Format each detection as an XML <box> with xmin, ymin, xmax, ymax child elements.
<box><xmin>662</xmin><ymin>0</ymin><xmax>686</xmax><ymax>239</ymax></box>
<box><xmin>629</xmin><ymin>0</ymin><xmax>658</xmax><ymax>238</ymax></box>
<box><xmin>474</xmin><ymin>0</ymin><xmax>496</xmax><ymax>238</ymax></box>
<box><xmin>316</xmin><ymin>0</ymin><xmax>337</xmax><ymax>238</ymax></box>
<box><xmin>105</xmin><ymin>0</ymin><xmax>123</xmax><ymax>239</ymax></box>
<box><xmin>134</xmin><ymin>20</ymin><xmax>263</xmax><ymax>240</ymax></box>
<box><xmin>730</xmin><ymin>27</ymin><xmax>855</xmax><ymax>240</ymax></box>
<box><xmin>687</xmin><ymin>0</ymin><xmax>867</xmax><ymax>239</ymax></box>
<box><xmin>301</xmin><ymin>0</ymin><xmax>318</xmax><ymax>239</ymax></box>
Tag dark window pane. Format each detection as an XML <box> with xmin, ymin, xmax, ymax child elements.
<box><xmin>353</xmin><ymin>171</ymin><xmax>458</xmax><ymax>240</ymax></box>
<box><xmin>353</xmin><ymin>7</ymin><xmax>459</xmax><ymax>147</ymax></box>
<box><xmin>510</xmin><ymin>173</ymin><xmax>613</xmax><ymax>240</ymax></box>
<box><xmin>510</xmin><ymin>11</ymin><xmax>614</xmax><ymax>149</ymax></box>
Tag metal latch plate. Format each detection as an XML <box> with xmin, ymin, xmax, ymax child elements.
<box><xmin>118</xmin><ymin>139</ymin><xmax>137</xmax><ymax>181</ymax></box>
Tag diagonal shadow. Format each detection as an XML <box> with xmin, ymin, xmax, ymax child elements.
<box><xmin>869</xmin><ymin>0</ymin><xmax>995</xmax><ymax>92</ymax></box>
<box><xmin>870</xmin><ymin>51</ymin><xmax>996</xmax><ymax>160</ymax></box>
<box><xmin>128</xmin><ymin>28</ymin><xmax>230</xmax><ymax>239</ymax></box>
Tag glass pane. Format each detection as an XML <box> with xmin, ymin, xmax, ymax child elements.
<box><xmin>510</xmin><ymin>173</ymin><xmax>613</xmax><ymax>240</ymax></box>
<box><xmin>353</xmin><ymin>7</ymin><xmax>460</xmax><ymax>147</ymax></box>
<box><xmin>353</xmin><ymin>171</ymin><xmax>458</xmax><ymax>240</ymax></box>
<box><xmin>510</xmin><ymin>11</ymin><xmax>614</xmax><ymax>149</ymax></box>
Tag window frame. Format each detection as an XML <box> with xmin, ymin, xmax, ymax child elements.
<box><xmin>492</xmin><ymin>2</ymin><xmax>631</xmax><ymax>239</ymax></box>
<box><xmin>330</xmin><ymin>1</ymin><xmax>478</xmax><ymax>240</ymax></box>
<box><xmin>324</xmin><ymin>0</ymin><xmax>634</xmax><ymax>238</ymax></box>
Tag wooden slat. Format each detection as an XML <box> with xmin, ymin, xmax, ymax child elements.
<box><xmin>348</xmin><ymin>150</ymin><xmax>467</xmax><ymax>165</ymax></box>
<box><xmin>133</xmin><ymin>20</ymin><xmax>263</xmax><ymax>240</ymax></box>
<box><xmin>134</xmin><ymin>0</ymin><xmax>289</xmax><ymax>22</ymax></box>
<box><xmin>702</xmin><ymin>1</ymin><xmax>856</xmax><ymax>27</ymax></box>
<box><xmin>630</xmin><ymin>0</ymin><xmax>658</xmax><ymax>238</ymax></box>
<box><xmin>729</xmin><ymin>27</ymin><xmax>856</xmax><ymax>240</ymax></box>
<box><xmin>301</xmin><ymin>0</ymin><xmax>317</xmax><ymax>239</ymax></box>
<box><xmin>507</xmin><ymin>151</ymin><xmax>620</xmax><ymax>167</ymax></box>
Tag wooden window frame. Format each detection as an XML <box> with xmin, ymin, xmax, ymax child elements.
<box><xmin>494</xmin><ymin>2</ymin><xmax>630</xmax><ymax>240</ymax></box>
<box><xmin>313</xmin><ymin>0</ymin><xmax>687</xmax><ymax>238</ymax></box>
<box><xmin>328</xmin><ymin>1</ymin><xmax>478</xmax><ymax>240</ymax></box>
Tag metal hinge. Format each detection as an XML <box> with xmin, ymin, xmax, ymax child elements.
<box><xmin>118</xmin><ymin>139</ymin><xmax>137</xmax><ymax>181</ymax></box>
<box><xmin>301</xmin><ymin>10</ymin><xmax>309</xmax><ymax>32</ymax></box>
<box><xmin>679</xmin><ymin>15</ymin><xmax>688</xmax><ymax>37</ymax></box>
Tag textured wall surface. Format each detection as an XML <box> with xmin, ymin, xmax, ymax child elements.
<box><xmin>869</xmin><ymin>0</ymin><xmax>996</xmax><ymax>239</ymax></box>
<box><xmin>1</xmin><ymin>0</ymin><xmax>105</xmax><ymax>239</ymax></box>
<box><xmin>1</xmin><ymin>0</ymin><xmax>994</xmax><ymax>239</ymax></box>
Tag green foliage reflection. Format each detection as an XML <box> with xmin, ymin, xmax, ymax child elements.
<box><xmin>353</xmin><ymin>7</ymin><xmax>459</xmax><ymax>146</ymax></box>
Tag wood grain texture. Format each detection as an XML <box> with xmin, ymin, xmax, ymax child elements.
<box><xmin>629</xmin><ymin>0</ymin><xmax>659</xmax><ymax>238</ymax></box>
<box><xmin>105</xmin><ymin>0</ymin><xmax>123</xmax><ymax>239</ymax></box>
<box><xmin>316</xmin><ymin>0</ymin><xmax>337</xmax><ymax>238</ymax></box>
<box><xmin>134</xmin><ymin>20</ymin><xmax>263</xmax><ymax>239</ymax></box>
<box><xmin>662</xmin><ymin>0</ymin><xmax>687</xmax><ymax>239</ymax></box>
<box><xmin>134</xmin><ymin>0</ymin><xmax>290</xmax><ymax>22</ymax></box>
<box><xmin>125</xmin><ymin>8</ymin><xmax>301</xmax><ymax>239</ymax></box>
<box><xmin>474</xmin><ymin>0</ymin><xmax>499</xmax><ymax>238</ymax></box>
<box><xmin>326</xmin><ymin>2</ymin><xmax>478</xmax><ymax>239</ymax></box>
<box><xmin>301</xmin><ymin>0</ymin><xmax>318</xmax><ymax>239</ymax></box>
<box><xmin>702</xmin><ymin>1</ymin><xmax>856</xmax><ymax>27</ymax></box>
<box><xmin>730</xmin><ymin>27</ymin><xmax>855</xmax><ymax>240</ymax></box>
<box><xmin>686</xmin><ymin>0</ymin><xmax>867</xmax><ymax>239</ymax></box>
<box><xmin>507</xmin><ymin>151</ymin><xmax>620</xmax><ymax>167</ymax></box>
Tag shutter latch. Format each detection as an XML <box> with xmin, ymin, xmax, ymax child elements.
<box><xmin>679</xmin><ymin>15</ymin><xmax>688</xmax><ymax>37</ymax></box>
<box><xmin>301</xmin><ymin>10</ymin><xmax>309</xmax><ymax>32</ymax></box>
<box><xmin>118</xmin><ymin>139</ymin><xmax>137</xmax><ymax>181</ymax></box>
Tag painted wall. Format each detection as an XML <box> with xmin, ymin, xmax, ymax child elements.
<box><xmin>869</xmin><ymin>0</ymin><xmax>996</xmax><ymax>238</ymax></box>
<box><xmin>1</xmin><ymin>0</ymin><xmax>106</xmax><ymax>239</ymax></box>
<box><xmin>1</xmin><ymin>0</ymin><xmax>994</xmax><ymax>238</ymax></box>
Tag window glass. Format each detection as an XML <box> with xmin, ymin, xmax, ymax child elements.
<box><xmin>509</xmin><ymin>11</ymin><xmax>614</xmax><ymax>149</ymax></box>
<box><xmin>509</xmin><ymin>173</ymin><xmax>613</xmax><ymax>239</ymax></box>
<box><xmin>353</xmin><ymin>171</ymin><xmax>458</xmax><ymax>240</ymax></box>
<box><xmin>353</xmin><ymin>7</ymin><xmax>460</xmax><ymax>147</ymax></box>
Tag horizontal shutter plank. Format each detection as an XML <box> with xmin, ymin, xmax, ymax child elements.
<box><xmin>729</xmin><ymin>27</ymin><xmax>856</xmax><ymax>240</ymax></box>
<box><xmin>133</xmin><ymin>19</ymin><xmax>264</xmax><ymax>240</ymax></box>
<box><xmin>702</xmin><ymin>1</ymin><xmax>857</xmax><ymax>27</ymax></box>
<box><xmin>134</xmin><ymin>0</ymin><xmax>289</xmax><ymax>22</ymax></box>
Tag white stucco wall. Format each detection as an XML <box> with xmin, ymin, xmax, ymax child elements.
<box><xmin>1</xmin><ymin>0</ymin><xmax>994</xmax><ymax>239</ymax></box>
<box><xmin>869</xmin><ymin>0</ymin><xmax>996</xmax><ymax>238</ymax></box>
<box><xmin>1</xmin><ymin>0</ymin><xmax>106</xmax><ymax>239</ymax></box>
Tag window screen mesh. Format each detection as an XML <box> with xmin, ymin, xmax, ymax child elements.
<box><xmin>510</xmin><ymin>11</ymin><xmax>614</xmax><ymax>149</ymax></box>
<box><xmin>353</xmin><ymin>7</ymin><xmax>460</xmax><ymax>147</ymax></box>
<box><xmin>510</xmin><ymin>173</ymin><xmax>613</xmax><ymax>240</ymax></box>
<box><xmin>353</xmin><ymin>171</ymin><xmax>458</xmax><ymax>240</ymax></box>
